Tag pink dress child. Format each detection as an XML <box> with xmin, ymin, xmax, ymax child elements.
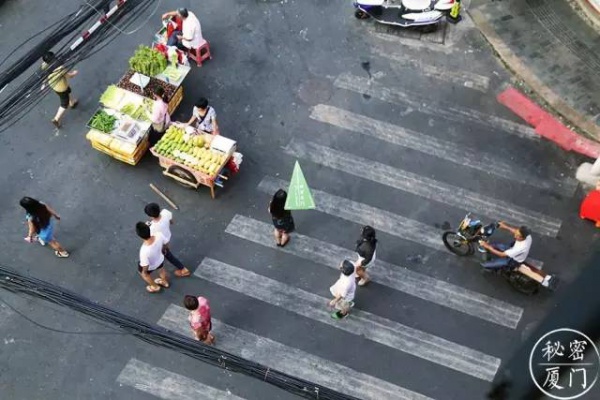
<box><xmin>188</xmin><ymin>296</ymin><xmax>213</xmax><ymax>343</ymax></box>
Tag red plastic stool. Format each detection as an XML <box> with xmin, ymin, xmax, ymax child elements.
<box><xmin>580</xmin><ymin>189</ymin><xmax>600</xmax><ymax>228</ymax></box>
<box><xmin>188</xmin><ymin>39</ymin><xmax>212</xmax><ymax>67</ymax></box>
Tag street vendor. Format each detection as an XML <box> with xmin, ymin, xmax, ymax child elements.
<box><xmin>148</xmin><ymin>87</ymin><xmax>171</xmax><ymax>146</ymax></box>
<box><xmin>186</xmin><ymin>97</ymin><xmax>218</xmax><ymax>135</ymax></box>
<box><xmin>161</xmin><ymin>8</ymin><xmax>203</xmax><ymax>52</ymax></box>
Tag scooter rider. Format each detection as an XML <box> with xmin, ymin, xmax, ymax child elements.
<box><xmin>479</xmin><ymin>222</ymin><xmax>532</xmax><ymax>270</ymax></box>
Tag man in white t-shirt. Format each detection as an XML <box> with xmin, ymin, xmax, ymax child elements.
<box><xmin>144</xmin><ymin>203</ymin><xmax>191</xmax><ymax>277</ymax></box>
<box><xmin>136</xmin><ymin>222</ymin><xmax>170</xmax><ymax>293</ymax></box>
<box><xmin>162</xmin><ymin>8</ymin><xmax>203</xmax><ymax>51</ymax></box>
<box><xmin>329</xmin><ymin>260</ymin><xmax>357</xmax><ymax>320</ymax></box>
<box><xmin>479</xmin><ymin>222</ymin><xmax>532</xmax><ymax>270</ymax></box>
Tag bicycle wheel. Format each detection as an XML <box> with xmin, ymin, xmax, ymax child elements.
<box><xmin>442</xmin><ymin>231</ymin><xmax>473</xmax><ymax>256</ymax></box>
<box><xmin>509</xmin><ymin>273</ymin><xmax>539</xmax><ymax>295</ymax></box>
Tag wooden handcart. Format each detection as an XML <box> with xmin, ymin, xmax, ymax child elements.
<box><xmin>149</xmin><ymin>136</ymin><xmax>238</xmax><ymax>199</ymax></box>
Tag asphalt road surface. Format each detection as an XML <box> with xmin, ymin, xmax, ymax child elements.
<box><xmin>1</xmin><ymin>0</ymin><xmax>599</xmax><ymax>399</ymax></box>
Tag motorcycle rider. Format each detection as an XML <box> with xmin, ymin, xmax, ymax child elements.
<box><xmin>479</xmin><ymin>222</ymin><xmax>532</xmax><ymax>270</ymax></box>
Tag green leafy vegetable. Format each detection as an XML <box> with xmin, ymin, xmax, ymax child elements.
<box><xmin>89</xmin><ymin>110</ymin><xmax>117</xmax><ymax>133</ymax></box>
<box><xmin>128</xmin><ymin>46</ymin><xmax>167</xmax><ymax>77</ymax></box>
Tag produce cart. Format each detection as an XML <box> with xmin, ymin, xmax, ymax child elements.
<box><xmin>150</xmin><ymin>125</ymin><xmax>241</xmax><ymax>199</ymax></box>
<box><xmin>86</xmin><ymin>44</ymin><xmax>191</xmax><ymax>165</ymax></box>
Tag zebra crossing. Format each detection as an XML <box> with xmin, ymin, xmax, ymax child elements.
<box><xmin>115</xmin><ymin>26</ymin><xmax>573</xmax><ymax>400</ymax></box>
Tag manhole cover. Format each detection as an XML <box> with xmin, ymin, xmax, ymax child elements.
<box><xmin>297</xmin><ymin>78</ymin><xmax>333</xmax><ymax>105</ymax></box>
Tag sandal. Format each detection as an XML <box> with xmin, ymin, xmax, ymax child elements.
<box><xmin>69</xmin><ymin>100</ymin><xmax>79</xmax><ymax>109</ymax></box>
<box><xmin>55</xmin><ymin>250</ymin><xmax>69</xmax><ymax>258</ymax></box>
<box><xmin>51</xmin><ymin>119</ymin><xmax>61</xmax><ymax>129</ymax></box>
<box><xmin>174</xmin><ymin>268</ymin><xmax>191</xmax><ymax>277</ymax></box>
<box><xmin>154</xmin><ymin>278</ymin><xmax>170</xmax><ymax>288</ymax></box>
<box><xmin>146</xmin><ymin>285</ymin><xmax>161</xmax><ymax>293</ymax></box>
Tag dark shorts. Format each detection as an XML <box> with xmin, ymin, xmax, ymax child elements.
<box><xmin>272</xmin><ymin>215</ymin><xmax>295</xmax><ymax>233</ymax></box>
<box><xmin>138</xmin><ymin>263</ymin><xmax>164</xmax><ymax>274</ymax></box>
<box><xmin>55</xmin><ymin>87</ymin><xmax>71</xmax><ymax>108</ymax></box>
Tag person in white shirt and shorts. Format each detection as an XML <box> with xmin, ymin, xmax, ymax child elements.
<box><xmin>136</xmin><ymin>222</ymin><xmax>170</xmax><ymax>293</ymax></box>
<box><xmin>329</xmin><ymin>260</ymin><xmax>357</xmax><ymax>320</ymax></box>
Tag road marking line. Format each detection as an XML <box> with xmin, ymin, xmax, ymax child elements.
<box><xmin>159</xmin><ymin>305</ymin><xmax>433</xmax><ymax>400</ymax></box>
<box><xmin>227</xmin><ymin>214</ymin><xmax>523</xmax><ymax>329</ymax></box>
<box><xmin>195</xmin><ymin>257</ymin><xmax>501</xmax><ymax>381</ymax></box>
<box><xmin>333</xmin><ymin>73</ymin><xmax>538</xmax><ymax>140</ymax></box>
<box><xmin>371</xmin><ymin>46</ymin><xmax>490</xmax><ymax>92</ymax></box>
<box><xmin>117</xmin><ymin>358</ymin><xmax>247</xmax><ymax>400</ymax></box>
<box><xmin>284</xmin><ymin>139</ymin><xmax>562</xmax><ymax>237</ymax></box>
<box><xmin>309</xmin><ymin>104</ymin><xmax>577</xmax><ymax>196</ymax></box>
<box><xmin>364</xmin><ymin>29</ymin><xmax>454</xmax><ymax>55</ymax></box>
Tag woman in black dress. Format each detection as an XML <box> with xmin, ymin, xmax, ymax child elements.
<box><xmin>354</xmin><ymin>225</ymin><xmax>377</xmax><ymax>286</ymax></box>
<box><xmin>268</xmin><ymin>189</ymin><xmax>295</xmax><ymax>247</ymax></box>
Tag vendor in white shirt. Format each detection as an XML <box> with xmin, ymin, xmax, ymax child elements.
<box><xmin>186</xmin><ymin>97</ymin><xmax>218</xmax><ymax>135</ymax></box>
<box><xmin>162</xmin><ymin>8</ymin><xmax>203</xmax><ymax>51</ymax></box>
<box><xmin>479</xmin><ymin>222</ymin><xmax>532</xmax><ymax>270</ymax></box>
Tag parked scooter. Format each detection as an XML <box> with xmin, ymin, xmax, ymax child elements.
<box><xmin>353</xmin><ymin>0</ymin><xmax>455</xmax><ymax>32</ymax></box>
<box><xmin>442</xmin><ymin>213</ymin><xmax>559</xmax><ymax>295</ymax></box>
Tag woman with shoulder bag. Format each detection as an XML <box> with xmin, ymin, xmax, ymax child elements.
<box><xmin>148</xmin><ymin>87</ymin><xmax>170</xmax><ymax>146</ymax></box>
<box><xmin>354</xmin><ymin>225</ymin><xmax>377</xmax><ymax>286</ymax></box>
<box><xmin>268</xmin><ymin>189</ymin><xmax>295</xmax><ymax>247</ymax></box>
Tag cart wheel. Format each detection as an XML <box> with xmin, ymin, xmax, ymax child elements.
<box><xmin>168</xmin><ymin>166</ymin><xmax>197</xmax><ymax>188</ymax></box>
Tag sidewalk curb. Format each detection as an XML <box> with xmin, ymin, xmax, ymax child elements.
<box><xmin>572</xmin><ymin>0</ymin><xmax>600</xmax><ymax>30</ymax></box>
<box><xmin>497</xmin><ymin>86</ymin><xmax>600</xmax><ymax>159</ymax></box>
<box><xmin>469</xmin><ymin>8</ymin><xmax>600</xmax><ymax>148</ymax></box>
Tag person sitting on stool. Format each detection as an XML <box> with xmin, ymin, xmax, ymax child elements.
<box><xmin>161</xmin><ymin>8</ymin><xmax>203</xmax><ymax>52</ymax></box>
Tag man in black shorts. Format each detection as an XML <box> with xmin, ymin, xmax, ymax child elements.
<box><xmin>41</xmin><ymin>52</ymin><xmax>78</xmax><ymax>128</ymax></box>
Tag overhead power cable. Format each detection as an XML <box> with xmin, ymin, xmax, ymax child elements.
<box><xmin>0</xmin><ymin>264</ymin><xmax>360</xmax><ymax>400</ymax></box>
<box><xmin>0</xmin><ymin>0</ymin><xmax>161</xmax><ymax>132</ymax></box>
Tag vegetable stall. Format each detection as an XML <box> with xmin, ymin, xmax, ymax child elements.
<box><xmin>84</xmin><ymin>36</ymin><xmax>242</xmax><ymax>199</ymax></box>
<box><xmin>86</xmin><ymin>45</ymin><xmax>190</xmax><ymax>165</ymax></box>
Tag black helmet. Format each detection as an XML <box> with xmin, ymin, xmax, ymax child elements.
<box><xmin>341</xmin><ymin>260</ymin><xmax>355</xmax><ymax>276</ymax></box>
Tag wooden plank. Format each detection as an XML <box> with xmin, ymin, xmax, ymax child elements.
<box><xmin>149</xmin><ymin>183</ymin><xmax>179</xmax><ymax>210</ymax></box>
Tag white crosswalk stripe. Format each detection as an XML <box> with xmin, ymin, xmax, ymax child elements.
<box><xmin>363</xmin><ymin>28</ymin><xmax>454</xmax><ymax>55</ymax></box>
<box><xmin>284</xmin><ymin>139</ymin><xmax>562</xmax><ymax>237</ymax></box>
<box><xmin>309</xmin><ymin>104</ymin><xmax>577</xmax><ymax>196</ymax></box>
<box><xmin>333</xmin><ymin>73</ymin><xmax>538</xmax><ymax>140</ymax></box>
<box><xmin>371</xmin><ymin>46</ymin><xmax>490</xmax><ymax>92</ymax></box>
<box><xmin>226</xmin><ymin>214</ymin><xmax>523</xmax><ymax>329</ymax></box>
<box><xmin>158</xmin><ymin>305</ymin><xmax>433</xmax><ymax>400</ymax></box>
<box><xmin>194</xmin><ymin>257</ymin><xmax>501</xmax><ymax>381</ymax></box>
<box><xmin>118</xmin><ymin>359</ymin><xmax>247</xmax><ymax>400</ymax></box>
<box><xmin>258</xmin><ymin>176</ymin><xmax>543</xmax><ymax>269</ymax></box>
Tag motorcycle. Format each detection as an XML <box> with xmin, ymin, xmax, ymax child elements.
<box><xmin>442</xmin><ymin>213</ymin><xmax>559</xmax><ymax>295</ymax></box>
<box><xmin>353</xmin><ymin>0</ymin><xmax>455</xmax><ymax>32</ymax></box>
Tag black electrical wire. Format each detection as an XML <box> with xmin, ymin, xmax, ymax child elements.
<box><xmin>0</xmin><ymin>264</ymin><xmax>360</xmax><ymax>400</ymax></box>
<box><xmin>0</xmin><ymin>0</ymin><xmax>161</xmax><ymax>132</ymax></box>
<box><xmin>0</xmin><ymin>295</ymin><xmax>128</xmax><ymax>335</ymax></box>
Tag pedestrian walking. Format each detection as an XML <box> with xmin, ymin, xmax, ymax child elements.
<box><xmin>41</xmin><ymin>51</ymin><xmax>78</xmax><ymax>128</ymax></box>
<box><xmin>354</xmin><ymin>225</ymin><xmax>377</xmax><ymax>286</ymax></box>
<box><xmin>268</xmin><ymin>189</ymin><xmax>295</xmax><ymax>247</ymax></box>
<box><xmin>136</xmin><ymin>222</ymin><xmax>170</xmax><ymax>293</ymax></box>
<box><xmin>329</xmin><ymin>260</ymin><xmax>356</xmax><ymax>320</ymax></box>
<box><xmin>184</xmin><ymin>295</ymin><xmax>215</xmax><ymax>344</ymax></box>
<box><xmin>19</xmin><ymin>197</ymin><xmax>69</xmax><ymax>258</ymax></box>
<box><xmin>144</xmin><ymin>203</ymin><xmax>191</xmax><ymax>277</ymax></box>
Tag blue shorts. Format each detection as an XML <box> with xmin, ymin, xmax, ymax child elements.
<box><xmin>38</xmin><ymin>219</ymin><xmax>55</xmax><ymax>243</ymax></box>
